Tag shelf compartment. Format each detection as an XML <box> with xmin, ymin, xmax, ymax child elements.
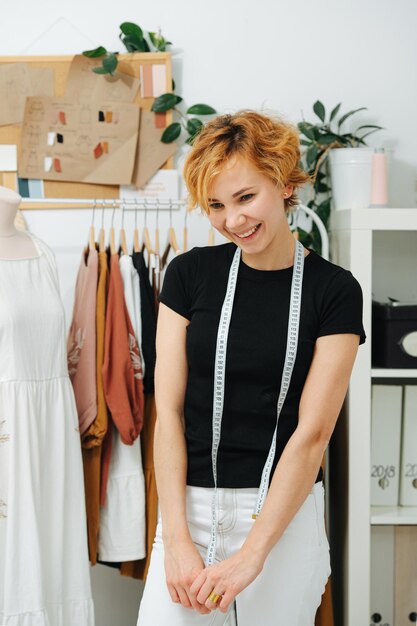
<box><xmin>372</xmin><ymin>368</ymin><xmax>417</xmax><ymax>378</ymax></box>
<box><xmin>371</xmin><ymin>506</ymin><xmax>417</xmax><ymax>525</ymax></box>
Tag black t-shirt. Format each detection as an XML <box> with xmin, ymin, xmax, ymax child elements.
<box><xmin>159</xmin><ymin>242</ymin><xmax>366</xmax><ymax>488</ymax></box>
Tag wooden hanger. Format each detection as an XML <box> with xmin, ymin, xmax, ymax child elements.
<box><xmin>161</xmin><ymin>203</ymin><xmax>181</xmax><ymax>268</ymax></box>
<box><xmin>141</xmin><ymin>202</ymin><xmax>154</xmax><ymax>255</ymax></box>
<box><xmin>119</xmin><ymin>199</ymin><xmax>128</xmax><ymax>255</ymax></box>
<box><xmin>88</xmin><ymin>200</ymin><xmax>96</xmax><ymax>250</ymax></box>
<box><xmin>133</xmin><ymin>202</ymin><xmax>140</xmax><ymax>253</ymax></box>
<box><xmin>109</xmin><ymin>201</ymin><xmax>117</xmax><ymax>255</ymax></box>
<box><xmin>99</xmin><ymin>201</ymin><xmax>106</xmax><ymax>252</ymax></box>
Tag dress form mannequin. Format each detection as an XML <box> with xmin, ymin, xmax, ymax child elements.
<box><xmin>0</xmin><ymin>185</ymin><xmax>37</xmax><ymax>259</ymax></box>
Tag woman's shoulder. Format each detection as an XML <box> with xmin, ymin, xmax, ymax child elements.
<box><xmin>168</xmin><ymin>242</ymin><xmax>235</xmax><ymax>273</ymax></box>
<box><xmin>307</xmin><ymin>248</ymin><xmax>359</xmax><ymax>282</ymax></box>
<box><xmin>307</xmin><ymin>249</ymin><xmax>363</xmax><ymax>300</ymax></box>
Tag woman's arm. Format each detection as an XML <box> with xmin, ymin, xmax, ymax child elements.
<box><xmin>191</xmin><ymin>332</ymin><xmax>360</xmax><ymax>613</ymax></box>
<box><xmin>154</xmin><ymin>303</ymin><xmax>210</xmax><ymax>614</ymax></box>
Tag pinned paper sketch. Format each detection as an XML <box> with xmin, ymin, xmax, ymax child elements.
<box><xmin>0</xmin><ymin>64</ymin><xmax>54</xmax><ymax>126</ymax></box>
<box><xmin>65</xmin><ymin>55</ymin><xmax>140</xmax><ymax>104</ymax></box>
<box><xmin>19</xmin><ymin>96</ymin><xmax>140</xmax><ymax>185</ymax></box>
<box><xmin>0</xmin><ymin>64</ymin><xmax>32</xmax><ymax>126</ymax></box>
<box><xmin>132</xmin><ymin>110</ymin><xmax>177</xmax><ymax>189</ymax></box>
<box><xmin>29</xmin><ymin>68</ymin><xmax>54</xmax><ymax>98</ymax></box>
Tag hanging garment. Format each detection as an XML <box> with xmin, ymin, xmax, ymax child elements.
<box><xmin>98</xmin><ymin>254</ymin><xmax>146</xmax><ymax>563</ymax></box>
<box><xmin>98</xmin><ymin>422</ymin><xmax>146</xmax><ymax>562</ymax></box>
<box><xmin>102</xmin><ymin>252</ymin><xmax>144</xmax><ymax>445</ymax></box>
<box><xmin>100</xmin><ymin>253</ymin><xmax>145</xmax><ymax>534</ymax></box>
<box><xmin>82</xmin><ymin>248</ymin><xmax>109</xmax><ymax>565</ymax></box>
<box><xmin>132</xmin><ymin>251</ymin><xmax>156</xmax><ymax>394</ymax></box>
<box><xmin>0</xmin><ymin>232</ymin><xmax>94</xmax><ymax>626</ymax></box>
<box><xmin>119</xmin><ymin>253</ymin><xmax>145</xmax><ymax>375</ymax></box>
<box><xmin>67</xmin><ymin>246</ymin><xmax>98</xmax><ymax>434</ymax></box>
<box><xmin>120</xmin><ymin>392</ymin><xmax>158</xmax><ymax>581</ymax></box>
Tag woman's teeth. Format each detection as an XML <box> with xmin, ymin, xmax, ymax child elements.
<box><xmin>235</xmin><ymin>224</ymin><xmax>261</xmax><ymax>238</ymax></box>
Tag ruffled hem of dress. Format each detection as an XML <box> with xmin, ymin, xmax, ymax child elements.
<box><xmin>0</xmin><ymin>598</ymin><xmax>94</xmax><ymax>626</ymax></box>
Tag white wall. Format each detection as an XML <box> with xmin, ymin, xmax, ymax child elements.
<box><xmin>1</xmin><ymin>1</ymin><xmax>417</xmax><ymax>624</ymax></box>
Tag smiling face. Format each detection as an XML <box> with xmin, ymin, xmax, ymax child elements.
<box><xmin>207</xmin><ymin>156</ymin><xmax>293</xmax><ymax>264</ymax></box>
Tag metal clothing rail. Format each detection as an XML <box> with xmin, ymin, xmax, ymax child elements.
<box><xmin>19</xmin><ymin>197</ymin><xmax>187</xmax><ymax>211</ymax></box>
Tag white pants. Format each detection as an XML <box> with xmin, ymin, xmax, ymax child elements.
<box><xmin>137</xmin><ymin>482</ymin><xmax>331</xmax><ymax>626</ymax></box>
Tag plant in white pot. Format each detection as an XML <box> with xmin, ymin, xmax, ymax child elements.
<box><xmin>297</xmin><ymin>101</ymin><xmax>383</xmax><ymax>251</ymax></box>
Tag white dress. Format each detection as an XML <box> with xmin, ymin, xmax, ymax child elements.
<box><xmin>0</xmin><ymin>233</ymin><xmax>94</xmax><ymax>626</ymax></box>
<box><xmin>98</xmin><ymin>254</ymin><xmax>146</xmax><ymax>562</ymax></box>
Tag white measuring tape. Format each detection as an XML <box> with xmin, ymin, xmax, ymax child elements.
<box><xmin>206</xmin><ymin>240</ymin><xmax>305</xmax><ymax>566</ymax></box>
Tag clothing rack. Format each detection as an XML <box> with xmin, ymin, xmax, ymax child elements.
<box><xmin>19</xmin><ymin>198</ymin><xmax>187</xmax><ymax>211</ymax></box>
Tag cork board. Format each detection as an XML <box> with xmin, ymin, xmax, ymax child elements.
<box><xmin>0</xmin><ymin>52</ymin><xmax>173</xmax><ymax>206</ymax></box>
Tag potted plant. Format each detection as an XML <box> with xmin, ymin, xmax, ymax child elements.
<box><xmin>297</xmin><ymin>101</ymin><xmax>383</xmax><ymax>251</ymax></box>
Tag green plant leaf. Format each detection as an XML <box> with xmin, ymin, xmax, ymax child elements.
<box><xmin>339</xmin><ymin>132</ymin><xmax>360</xmax><ymax>147</ymax></box>
<box><xmin>120</xmin><ymin>34</ymin><xmax>150</xmax><ymax>52</ymax></box>
<box><xmin>316</xmin><ymin>198</ymin><xmax>331</xmax><ymax>223</ymax></box>
<box><xmin>300</xmin><ymin>139</ymin><xmax>311</xmax><ymax>146</ymax></box>
<box><xmin>172</xmin><ymin>79</ymin><xmax>176</xmax><ymax>91</ymax></box>
<box><xmin>152</xmin><ymin>93</ymin><xmax>183</xmax><ymax>113</ymax></box>
<box><xmin>149</xmin><ymin>32</ymin><xmax>158</xmax><ymax>47</ymax></box>
<box><xmin>149</xmin><ymin>32</ymin><xmax>163</xmax><ymax>50</ymax></box>
<box><xmin>313</xmin><ymin>100</ymin><xmax>326</xmax><ymax>122</ymax></box>
<box><xmin>359</xmin><ymin>129</ymin><xmax>381</xmax><ymax>141</ymax></box>
<box><xmin>306</xmin><ymin>143</ymin><xmax>319</xmax><ymax>167</ymax></box>
<box><xmin>317</xmin><ymin>133</ymin><xmax>340</xmax><ymax>145</ymax></box>
<box><xmin>356</xmin><ymin>124</ymin><xmax>384</xmax><ymax>131</ymax></box>
<box><xmin>296</xmin><ymin>227</ymin><xmax>312</xmax><ymax>248</ymax></box>
<box><xmin>83</xmin><ymin>46</ymin><xmax>107</xmax><ymax>58</ymax></box>
<box><xmin>337</xmin><ymin>107</ymin><xmax>367</xmax><ymax>129</ymax></box>
<box><xmin>103</xmin><ymin>53</ymin><xmax>118</xmax><ymax>74</ymax></box>
<box><xmin>186</xmin><ymin>104</ymin><xmax>216</xmax><ymax>115</ymax></box>
<box><xmin>161</xmin><ymin>122</ymin><xmax>181</xmax><ymax>143</ymax></box>
<box><xmin>187</xmin><ymin>118</ymin><xmax>203</xmax><ymax>135</ymax></box>
<box><xmin>298</xmin><ymin>122</ymin><xmax>317</xmax><ymax>141</ymax></box>
<box><xmin>329</xmin><ymin>103</ymin><xmax>342</xmax><ymax>122</ymax></box>
<box><xmin>120</xmin><ymin>22</ymin><xmax>144</xmax><ymax>40</ymax></box>
<box><xmin>92</xmin><ymin>66</ymin><xmax>111</xmax><ymax>74</ymax></box>
<box><xmin>316</xmin><ymin>182</ymin><xmax>330</xmax><ymax>194</ymax></box>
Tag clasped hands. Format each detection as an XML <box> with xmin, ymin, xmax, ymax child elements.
<box><xmin>165</xmin><ymin>540</ymin><xmax>262</xmax><ymax>614</ymax></box>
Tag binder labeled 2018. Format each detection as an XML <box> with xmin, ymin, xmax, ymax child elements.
<box><xmin>399</xmin><ymin>385</ymin><xmax>417</xmax><ymax>506</ymax></box>
<box><xmin>371</xmin><ymin>385</ymin><xmax>402</xmax><ymax>506</ymax></box>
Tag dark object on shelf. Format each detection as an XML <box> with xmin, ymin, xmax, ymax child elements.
<box><xmin>372</xmin><ymin>300</ymin><xmax>417</xmax><ymax>368</ymax></box>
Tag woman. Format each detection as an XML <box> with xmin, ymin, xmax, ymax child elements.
<box><xmin>137</xmin><ymin>111</ymin><xmax>366</xmax><ymax>626</ymax></box>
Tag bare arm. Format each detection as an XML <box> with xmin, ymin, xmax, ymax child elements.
<box><xmin>154</xmin><ymin>303</ymin><xmax>210</xmax><ymax>614</ymax></box>
<box><xmin>241</xmin><ymin>333</ymin><xmax>360</xmax><ymax>560</ymax></box>
<box><xmin>154</xmin><ymin>303</ymin><xmax>190</xmax><ymax>544</ymax></box>
<box><xmin>191</xmin><ymin>332</ymin><xmax>360</xmax><ymax>612</ymax></box>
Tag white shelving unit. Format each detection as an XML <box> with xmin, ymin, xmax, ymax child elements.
<box><xmin>329</xmin><ymin>208</ymin><xmax>417</xmax><ymax>626</ymax></box>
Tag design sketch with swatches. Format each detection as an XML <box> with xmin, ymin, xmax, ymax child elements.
<box><xmin>28</xmin><ymin>100</ymin><xmax>45</xmax><ymax>122</ymax></box>
<box><xmin>20</xmin><ymin>97</ymin><xmax>140</xmax><ymax>184</ymax></box>
<box><xmin>76</xmin><ymin>135</ymin><xmax>93</xmax><ymax>155</ymax></box>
